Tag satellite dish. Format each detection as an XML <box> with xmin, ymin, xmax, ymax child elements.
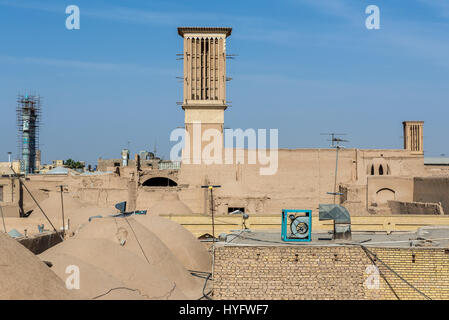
<box><xmin>115</xmin><ymin>201</ymin><xmax>127</xmax><ymax>213</ymax></box>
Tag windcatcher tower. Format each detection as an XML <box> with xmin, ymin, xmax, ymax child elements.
<box><xmin>178</xmin><ymin>27</ymin><xmax>232</xmax><ymax>163</ymax></box>
<box><xmin>17</xmin><ymin>94</ymin><xmax>41</xmax><ymax>174</ymax></box>
<box><xmin>403</xmin><ymin>121</ymin><xmax>424</xmax><ymax>154</ymax></box>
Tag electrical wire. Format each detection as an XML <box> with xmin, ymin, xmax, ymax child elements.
<box><xmin>360</xmin><ymin>245</ymin><xmax>432</xmax><ymax>300</ymax></box>
<box><xmin>92</xmin><ymin>283</ymin><xmax>177</xmax><ymax>300</ymax></box>
<box><xmin>9</xmin><ymin>167</ymin><xmax>63</xmax><ymax>241</ymax></box>
<box><xmin>92</xmin><ymin>217</ymin><xmax>182</xmax><ymax>300</ymax></box>
<box><xmin>188</xmin><ymin>269</ymin><xmax>213</xmax><ymax>300</ymax></box>
<box><xmin>360</xmin><ymin>245</ymin><xmax>400</xmax><ymax>300</ymax></box>
<box><xmin>226</xmin><ymin>230</ymin><xmax>246</xmax><ymax>244</ymax></box>
<box><xmin>123</xmin><ymin>216</ymin><xmax>151</xmax><ymax>265</ymax></box>
<box><xmin>200</xmin><ymin>273</ymin><xmax>212</xmax><ymax>300</ymax></box>
<box><xmin>223</xmin><ymin>231</ymin><xmax>437</xmax><ymax>299</ymax></box>
<box><xmin>92</xmin><ymin>286</ymin><xmax>150</xmax><ymax>300</ymax></box>
<box><xmin>222</xmin><ymin>232</ymin><xmax>449</xmax><ymax>248</ymax></box>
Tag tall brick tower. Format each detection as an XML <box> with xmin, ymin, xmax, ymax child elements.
<box><xmin>178</xmin><ymin>27</ymin><xmax>232</xmax><ymax>163</ymax></box>
<box><xmin>403</xmin><ymin>121</ymin><xmax>424</xmax><ymax>154</ymax></box>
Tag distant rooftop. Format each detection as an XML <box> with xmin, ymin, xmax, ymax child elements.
<box><xmin>79</xmin><ymin>171</ymin><xmax>112</xmax><ymax>176</ymax></box>
<box><xmin>424</xmin><ymin>157</ymin><xmax>449</xmax><ymax>165</ymax></box>
<box><xmin>177</xmin><ymin>27</ymin><xmax>232</xmax><ymax>37</ymax></box>
<box><xmin>216</xmin><ymin>227</ymin><xmax>449</xmax><ymax>248</ymax></box>
<box><xmin>43</xmin><ymin>166</ymin><xmax>69</xmax><ymax>175</ymax></box>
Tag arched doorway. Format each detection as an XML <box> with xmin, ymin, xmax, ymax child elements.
<box><xmin>376</xmin><ymin>188</ymin><xmax>395</xmax><ymax>204</ymax></box>
<box><xmin>142</xmin><ymin>177</ymin><xmax>178</xmax><ymax>187</ymax></box>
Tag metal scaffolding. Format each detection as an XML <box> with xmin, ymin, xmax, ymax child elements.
<box><xmin>16</xmin><ymin>94</ymin><xmax>41</xmax><ymax>175</ymax></box>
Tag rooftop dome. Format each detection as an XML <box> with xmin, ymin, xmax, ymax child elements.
<box><xmin>71</xmin><ymin>217</ymin><xmax>203</xmax><ymax>299</ymax></box>
<box><xmin>135</xmin><ymin>215</ymin><xmax>211</xmax><ymax>272</ymax></box>
<box><xmin>150</xmin><ymin>193</ymin><xmax>193</xmax><ymax>216</ymax></box>
<box><xmin>41</xmin><ymin>237</ymin><xmax>187</xmax><ymax>299</ymax></box>
<box><xmin>0</xmin><ymin>232</ymin><xmax>80</xmax><ymax>299</ymax></box>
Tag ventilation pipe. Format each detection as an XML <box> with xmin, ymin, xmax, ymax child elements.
<box><xmin>319</xmin><ymin>204</ymin><xmax>351</xmax><ymax>240</ymax></box>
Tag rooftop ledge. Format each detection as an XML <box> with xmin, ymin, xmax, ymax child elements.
<box><xmin>178</xmin><ymin>27</ymin><xmax>232</xmax><ymax>37</ymax></box>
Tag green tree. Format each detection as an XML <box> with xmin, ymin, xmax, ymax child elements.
<box><xmin>64</xmin><ymin>158</ymin><xmax>84</xmax><ymax>169</ymax></box>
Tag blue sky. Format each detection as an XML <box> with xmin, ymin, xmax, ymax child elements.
<box><xmin>0</xmin><ymin>0</ymin><xmax>448</xmax><ymax>166</ymax></box>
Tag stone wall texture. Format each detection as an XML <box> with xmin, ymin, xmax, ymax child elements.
<box><xmin>213</xmin><ymin>246</ymin><xmax>449</xmax><ymax>300</ymax></box>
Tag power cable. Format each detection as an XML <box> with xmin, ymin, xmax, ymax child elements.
<box><xmin>92</xmin><ymin>283</ymin><xmax>177</xmax><ymax>300</ymax></box>
<box><xmin>360</xmin><ymin>245</ymin><xmax>400</xmax><ymax>300</ymax></box>
<box><xmin>360</xmin><ymin>245</ymin><xmax>432</xmax><ymax>300</ymax></box>
<box><xmin>189</xmin><ymin>269</ymin><xmax>213</xmax><ymax>300</ymax></box>
<box><xmin>123</xmin><ymin>216</ymin><xmax>151</xmax><ymax>265</ymax></box>
<box><xmin>9</xmin><ymin>167</ymin><xmax>63</xmax><ymax>241</ymax></box>
<box><xmin>92</xmin><ymin>286</ymin><xmax>150</xmax><ymax>300</ymax></box>
<box><xmin>222</xmin><ymin>232</ymin><xmax>435</xmax><ymax>300</ymax></box>
<box><xmin>200</xmin><ymin>273</ymin><xmax>212</xmax><ymax>300</ymax></box>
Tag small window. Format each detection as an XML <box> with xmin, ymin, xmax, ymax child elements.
<box><xmin>371</xmin><ymin>165</ymin><xmax>375</xmax><ymax>175</ymax></box>
<box><xmin>228</xmin><ymin>207</ymin><xmax>245</xmax><ymax>214</ymax></box>
<box><xmin>0</xmin><ymin>185</ymin><xmax>3</xmax><ymax>202</ymax></box>
<box><xmin>114</xmin><ymin>162</ymin><xmax>120</xmax><ymax>167</ymax></box>
<box><xmin>379</xmin><ymin>165</ymin><xmax>384</xmax><ymax>175</ymax></box>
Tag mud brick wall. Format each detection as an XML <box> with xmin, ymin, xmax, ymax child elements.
<box><xmin>388</xmin><ymin>200</ymin><xmax>443</xmax><ymax>215</ymax></box>
<box><xmin>414</xmin><ymin>177</ymin><xmax>449</xmax><ymax>214</ymax></box>
<box><xmin>213</xmin><ymin>246</ymin><xmax>449</xmax><ymax>300</ymax></box>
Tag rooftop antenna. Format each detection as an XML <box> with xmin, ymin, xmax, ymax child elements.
<box><xmin>201</xmin><ymin>185</ymin><xmax>222</xmax><ymax>245</ymax></box>
<box><xmin>321</xmin><ymin>133</ymin><xmax>349</xmax><ymax>204</ymax></box>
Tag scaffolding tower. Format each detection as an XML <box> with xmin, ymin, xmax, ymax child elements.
<box><xmin>16</xmin><ymin>94</ymin><xmax>41</xmax><ymax>174</ymax></box>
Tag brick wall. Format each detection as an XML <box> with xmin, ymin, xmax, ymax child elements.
<box><xmin>213</xmin><ymin>246</ymin><xmax>449</xmax><ymax>300</ymax></box>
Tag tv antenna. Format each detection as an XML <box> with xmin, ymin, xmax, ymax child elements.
<box><xmin>321</xmin><ymin>133</ymin><xmax>349</xmax><ymax>204</ymax></box>
<box><xmin>153</xmin><ymin>138</ymin><xmax>157</xmax><ymax>156</ymax></box>
<box><xmin>201</xmin><ymin>184</ymin><xmax>222</xmax><ymax>269</ymax></box>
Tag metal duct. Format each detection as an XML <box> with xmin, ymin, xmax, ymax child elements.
<box><xmin>319</xmin><ymin>204</ymin><xmax>351</xmax><ymax>240</ymax></box>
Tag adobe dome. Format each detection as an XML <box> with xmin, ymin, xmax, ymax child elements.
<box><xmin>71</xmin><ymin>217</ymin><xmax>203</xmax><ymax>299</ymax></box>
<box><xmin>41</xmin><ymin>237</ymin><xmax>188</xmax><ymax>299</ymax></box>
<box><xmin>150</xmin><ymin>193</ymin><xmax>193</xmax><ymax>216</ymax></box>
<box><xmin>38</xmin><ymin>252</ymin><xmax>145</xmax><ymax>300</ymax></box>
<box><xmin>0</xmin><ymin>232</ymin><xmax>80</xmax><ymax>300</ymax></box>
<box><xmin>134</xmin><ymin>215</ymin><xmax>212</xmax><ymax>272</ymax></box>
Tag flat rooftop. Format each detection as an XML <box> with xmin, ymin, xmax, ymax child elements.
<box><xmin>215</xmin><ymin>226</ymin><xmax>449</xmax><ymax>248</ymax></box>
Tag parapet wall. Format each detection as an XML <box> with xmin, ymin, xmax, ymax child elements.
<box><xmin>388</xmin><ymin>200</ymin><xmax>444</xmax><ymax>215</ymax></box>
<box><xmin>414</xmin><ymin>177</ymin><xmax>449</xmax><ymax>215</ymax></box>
<box><xmin>213</xmin><ymin>246</ymin><xmax>449</xmax><ymax>300</ymax></box>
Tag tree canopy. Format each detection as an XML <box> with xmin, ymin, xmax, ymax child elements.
<box><xmin>64</xmin><ymin>159</ymin><xmax>84</xmax><ymax>169</ymax></box>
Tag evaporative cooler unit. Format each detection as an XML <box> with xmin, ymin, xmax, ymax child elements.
<box><xmin>281</xmin><ymin>209</ymin><xmax>312</xmax><ymax>242</ymax></box>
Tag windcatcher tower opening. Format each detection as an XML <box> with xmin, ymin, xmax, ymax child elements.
<box><xmin>17</xmin><ymin>94</ymin><xmax>41</xmax><ymax>174</ymax></box>
<box><xmin>403</xmin><ymin>121</ymin><xmax>424</xmax><ymax>154</ymax></box>
<box><xmin>178</xmin><ymin>27</ymin><xmax>232</xmax><ymax>163</ymax></box>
